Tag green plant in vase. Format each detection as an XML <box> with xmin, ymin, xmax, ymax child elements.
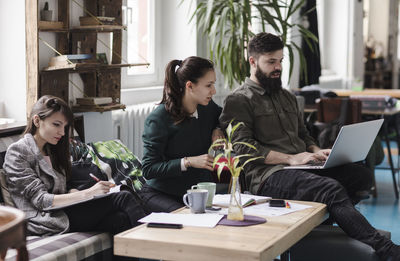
<box><xmin>209</xmin><ymin>121</ymin><xmax>263</xmax><ymax>221</ymax></box>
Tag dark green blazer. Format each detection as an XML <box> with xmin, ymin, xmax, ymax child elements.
<box><xmin>142</xmin><ymin>101</ymin><xmax>221</xmax><ymax>196</ymax></box>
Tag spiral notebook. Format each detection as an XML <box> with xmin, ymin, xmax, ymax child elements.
<box><xmin>43</xmin><ymin>184</ymin><xmax>130</xmax><ymax>211</ymax></box>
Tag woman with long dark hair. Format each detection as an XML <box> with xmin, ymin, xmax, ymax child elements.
<box><xmin>141</xmin><ymin>56</ymin><xmax>223</xmax><ymax>212</ymax></box>
<box><xmin>3</xmin><ymin>95</ymin><xmax>146</xmax><ymax>236</ymax></box>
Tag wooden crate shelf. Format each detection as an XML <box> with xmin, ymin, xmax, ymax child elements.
<box><xmin>38</xmin><ymin>21</ymin><xmax>65</xmax><ymax>31</ymax></box>
<box><xmin>41</xmin><ymin>63</ymin><xmax>150</xmax><ymax>72</ymax></box>
<box><xmin>71</xmin><ymin>25</ymin><xmax>126</xmax><ymax>31</ymax></box>
<box><xmin>27</xmin><ymin>0</ymin><xmax>141</xmax><ymax>113</ymax></box>
<box><xmin>72</xmin><ymin>103</ymin><xmax>126</xmax><ymax>113</ymax></box>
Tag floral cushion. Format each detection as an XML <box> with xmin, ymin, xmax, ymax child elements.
<box><xmin>69</xmin><ymin>139</ymin><xmax>145</xmax><ymax>193</ymax></box>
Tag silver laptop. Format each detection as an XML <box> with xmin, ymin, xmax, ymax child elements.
<box><xmin>284</xmin><ymin>119</ymin><xmax>384</xmax><ymax>169</ymax></box>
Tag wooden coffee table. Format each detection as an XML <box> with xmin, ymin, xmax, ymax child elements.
<box><xmin>114</xmin><ymin>200</ymin><xmax>327</xmax><ymax>261</ymax></box>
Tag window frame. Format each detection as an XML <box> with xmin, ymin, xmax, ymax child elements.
<box><xmin>121</xmin><ymin>0</ymin><xmax>162</xmax><ymax>88</ymax></box>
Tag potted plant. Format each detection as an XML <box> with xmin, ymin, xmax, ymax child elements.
<box><xmin>209</xmin><ymin>121</ymin><xmax>263</xmax><ymax>221</ymax></box>
<box><xmin>186</xmin><ymin>0</ymin><xmax>317</xmax><ymax>88</ymax></box>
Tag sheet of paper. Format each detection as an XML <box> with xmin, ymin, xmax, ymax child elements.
<box><xmin>44</xmin><ymin>184</ymin><xmax>123</xmax><ymax>211</ymax></box>
<box><xmin>139</xmin><ymin>213</ymin><xmax>224</xmax><ymax>228</ymax></box>
<box><xmin>215</xmin><ymin>201</ymin><xmax>312</xmax><ymax>217</ymax></box>
<box><xmin>43</xmin><ymin>193</ymin><xmax>111</xmax><ymax>211</ymax></box>
<box><xmin>244</xmin><ymin>202</ymin><xmax>312</xmax><ymax>216</ymax></box>
<box><xmin>213</xmin><ymin>194</ymin><xmax>271</xmax><ymax>207</ymax></box>
<box><xmin>109</xmin><ymin>184</ymin><xmax>121</xmax><ymax>193</ymax></box>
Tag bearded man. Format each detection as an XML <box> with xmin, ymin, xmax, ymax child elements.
<box><xmin>219</xmin><ymin>32</ymin><xmax>399</xmax><ymax>260</ymax></box>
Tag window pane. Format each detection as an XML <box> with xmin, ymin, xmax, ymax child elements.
<box><xmin>126</xmin><ymin>0</ymin><xmax>154</xmax><ymax>75</ymax></box>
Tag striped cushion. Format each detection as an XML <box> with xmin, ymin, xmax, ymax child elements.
<box><xmin>5</xmin><ymin>232</ymin><xmax>112</xmax><ymax>261</ymax></box>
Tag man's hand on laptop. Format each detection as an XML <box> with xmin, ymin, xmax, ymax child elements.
<box><xmin>287</xmin><ymin>150</ymin><xmax>330</xmax><ymax>166</ymax></box>
<box><xmin>314</xmin><ymin>149</ymin><xmax>331</xmax><ymax>159</ymax></box>
<box><xmin>288</xmin><ymin>152</ymin><xmax>319</xmax><ymax>165</ymax></box>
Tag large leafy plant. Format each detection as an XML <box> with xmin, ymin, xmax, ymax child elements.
<box><xmin>209</xmin><ymin>121</ymin><xmax>263</xmax><ymax>180</ymax></box>
<box><xmin>188</xmin><ymin>0</ymin><xmax>317</xmax><ymax>88</ymax></box>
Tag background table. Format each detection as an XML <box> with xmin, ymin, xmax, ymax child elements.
<box><xmin>332</xmin><ymin>89</ymin><xmax>400</xmax><ymax>99</ymax></box>
<box><xmin>114</xmin><ymin>201</ymin><xmax>327</xmax><ymax>261</ymax></box>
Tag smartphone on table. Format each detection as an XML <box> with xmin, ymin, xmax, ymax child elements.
<box><xmin>269</xmin><ymin>199</ymin><xmax>286</xmax><ymax>207</ymax></box>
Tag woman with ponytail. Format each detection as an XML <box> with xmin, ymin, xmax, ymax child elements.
<box><xmin>141</xmin><ymin>56</ymin><xmax>223</xmax><ymax>212</ymax></box>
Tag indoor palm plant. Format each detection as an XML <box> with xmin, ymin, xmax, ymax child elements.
<box><xmin>209</xmin><ymin>121</ymin><xmax>263</xmax><ymax>221</ymax></box>
<box><xmin>187</xmin><ymin>0</ymin><xmax>317</xmax><ymax>88</ymax></box>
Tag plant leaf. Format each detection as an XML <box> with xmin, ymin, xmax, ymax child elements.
<box><xmin>217</xmin><ymin>162</ymin><xmax>227</xmax><ymax>181</ymax></box>
<box><xmin>212</xmin><ymin>153</ymin><xmax>224</xmax><ymax>168</ymax></box>
<box><xmin>231</xmin><ymin>121</ymin><xmax>244</xmax><ymax>137</ymax></box>
<box><xmin>242</xmin><ymin>156</ymin><xmax>264</xmax><ymax>168</ymax></box>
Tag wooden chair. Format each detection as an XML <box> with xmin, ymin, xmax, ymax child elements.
<box><xmin>316</xmin><ymin>98</ymin><xmax>362</xmax><ymax>124</ymax></box>
<box><xmin>0</xmin><ymin>206</ymin><xmax>28</xmax><ymax>261</ymax></box>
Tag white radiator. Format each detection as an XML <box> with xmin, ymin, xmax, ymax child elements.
<box><xmin>113</xmin><ymin>102</ymin><xmax>158</xmax><ymax>159</ymax></box>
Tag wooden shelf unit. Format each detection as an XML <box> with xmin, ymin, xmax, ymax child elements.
<box><xmin>42</xmin><ymin>63</ymin><xmax>150</xmax><ymax>72</ymax></box>
<box><xmin>72</xmin><ymin>103</ymin><xmax>126</xmax><ymax>113</ymax></box>
<box><xmin>26</xmin><ymin>0</ymin><xmax>143</xmax><ymax>113</ymax></box>
<box><xmin>72</xmin><ymin>25</ymin><xmax>127</xmax><ymax>31</ymax></box>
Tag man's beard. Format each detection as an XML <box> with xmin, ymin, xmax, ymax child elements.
<box><xmin>255</xmin><ymin>65</ymin><xmax>282</xmax><ymax>94</ymax></box>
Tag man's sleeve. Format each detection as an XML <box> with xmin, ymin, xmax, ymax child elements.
<box><xmin>219</xmin><ymin>94</ymin><xmax>270</xmax><ymax>159</ymax></box>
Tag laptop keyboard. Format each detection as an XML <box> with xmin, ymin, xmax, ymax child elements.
<box><xmin>307</xmin><ymin>160</ymin><xmax>326</xmax><ymax>166</ymax></box>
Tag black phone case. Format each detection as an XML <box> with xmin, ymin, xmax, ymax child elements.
<box><xmin>147</xmin><ymin>223</ymin><xmax>183</xmax><ymax>229</ymax></box>
<box><xmin>269</xmin><ymin>199</ymin><xmax>285</xmax><ymax>207</ymax></box>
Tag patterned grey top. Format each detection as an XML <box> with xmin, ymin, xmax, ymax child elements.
<box><xmin>3</xmin><ymin>133</ymin><xmax>69</xmax><ymax>236</ymax></box>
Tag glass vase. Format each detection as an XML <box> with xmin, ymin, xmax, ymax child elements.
<box><xmin>227</xmin><ymin>176</ymin><xmax>244</xmax><ymax>221</ymax></box>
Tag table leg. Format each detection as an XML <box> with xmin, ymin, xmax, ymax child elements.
<box><xmin>16</xmin><ymin>245</ymin><xmax>28</xmax><ymax>261</ymax></box>
<box><xmin>371</xmin><ymin>173</ymin><xmax>378</xmax><ymax>198</ymax></box>
<box><xmin>392</xmin><ymin>115</ymin><xmax>400</xmax><ymax>196</ymax></box>
<box><xmin>383</xmin><ymin>117</ymin><xmax>399</xmax><ymax>199</ymax></box>
<box><xmin>1</xmin><ymin>250</ymin><xmax>6</xmax><ymax>261</ymax></box>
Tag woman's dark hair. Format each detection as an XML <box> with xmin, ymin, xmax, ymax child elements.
<box><xmin>161</xmin><ymin>56</ymin><xmax>214</xmax><ymax>124</ymax></box>
<box><xmin>248</xmin><ymin>33</ymin><xmax>284</xmax><ymax>59</ymax></box>
<box><xmin>24</xmin><ymin>95</ymin><xmax>74</xmax><ymax>177</ymax></box>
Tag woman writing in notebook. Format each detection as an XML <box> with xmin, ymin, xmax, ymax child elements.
<box><xmin>3</xmin><ymin>95</ymin><xmax>146</xmax><ymax>236</ymax></box>
<box><xmin>140</xmin><ymin>56</ymin><xmax>224</xmax><ymax>212</ymax></box>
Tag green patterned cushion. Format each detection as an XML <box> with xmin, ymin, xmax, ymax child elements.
<box><xmin>69</xmin><ymin>139</ymin><xmax>145</xmax><ymax>193</ymax></box>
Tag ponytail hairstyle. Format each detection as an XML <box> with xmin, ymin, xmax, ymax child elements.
<box><xmin>161</xmin><ymin>56</ymin><xmax>214</xmax><ymax>124</ymax></box>
<box><xmin>24</xmin><ymin>95</ymin><xmax>74</xmax><ymax>178</ymax></box>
